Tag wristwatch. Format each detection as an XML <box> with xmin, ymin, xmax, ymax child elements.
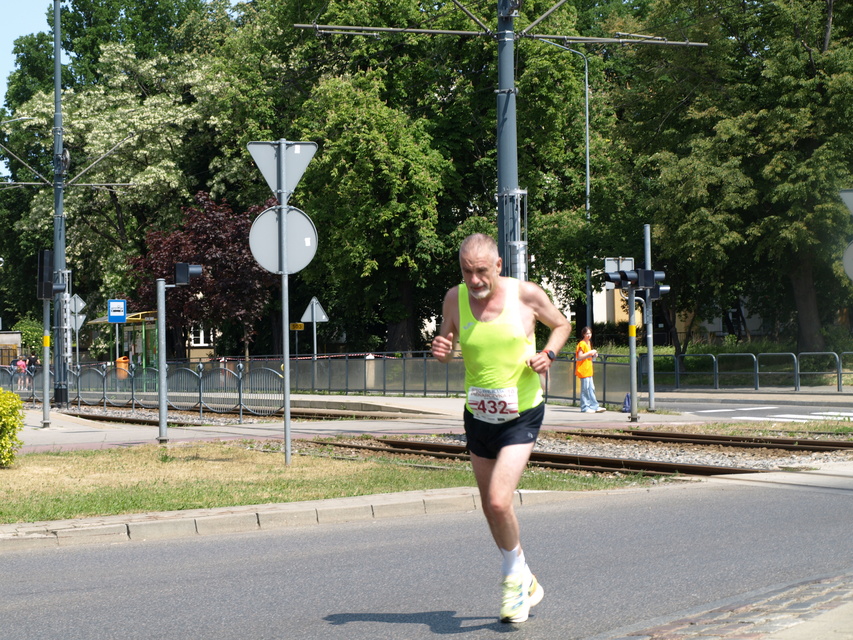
<box><xmin>542</xmin><ymin>350</ymin><xmax>556</xmax><ymax>361</ymax></box>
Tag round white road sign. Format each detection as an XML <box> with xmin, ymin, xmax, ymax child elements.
<box><xmin>249</xmin><ymin>206</ymin><xmax>318</xmax><ymax>274</ymax></box>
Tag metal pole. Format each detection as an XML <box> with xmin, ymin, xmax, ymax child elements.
<box><xmin>628</xmin><ymin>286</ymin><xmax>639</xmax><ymax>422</ymax></box>
<box><xmin>41</xmin><ymin>300</ymin><xmax>51</xmax><ymax>428</ymax></box>
<box><xmin>277</xmin><ymin>139</ymin><xmax>292</xmax><ymax>465</ymax></box>
<box><xmin>311</xmin><ymin>300</ymin><xmax>317</xmax><ymax>391</ymax></box>
<box><xmin>579</xmin><ymin>50</ymin><xmax>591</xmax><ymax>328</ymax></box>
<box><xmin>52</xmin><ymin>0</ymin><xmax>69</xmax><ymax>406</ymax></box>
<box><xmin>644</xmin><ymin>224</ymin><xmax>656</xmax><ymax>412</ymax></box>
<box><xmin>496</xmin><ymin>1</ymin><xmax>524</xmax><ymax>278</ymax></box>
<box><xmin>74</xmin><ymin>326</ymin><xmax>80</xmax><ymax>382</ymax></box>
<box><xmin>156</xmin><ymin>278</ymin><xmax>169</xmax><ymax>443</ymax></box>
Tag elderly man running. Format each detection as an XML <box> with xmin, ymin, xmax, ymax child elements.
<box><xmin>431</xmin><ymin>233</ymin><xmax>572</xmax><ymax>623</ymax></box>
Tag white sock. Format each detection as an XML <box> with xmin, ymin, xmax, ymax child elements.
<box><xmin>500</xmin><ymin>545</ymin><xmax>527</xmax><ymax>577</ymax></box>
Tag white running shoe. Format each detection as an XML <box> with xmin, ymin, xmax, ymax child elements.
<box><xmin>500</xmin><ymin>572</ymin><xmax>544</xmax><ymax>623</ymax></box>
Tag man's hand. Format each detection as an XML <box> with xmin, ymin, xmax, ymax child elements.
<box><xmin>527</xmin><ymin>350</ymin><xmax>553</xmax><ymax>374</ymax></box>
<box><xmin>431</xmin><ymin>332</ymin><xmax>455</xmax><ymax>362</ymax></box>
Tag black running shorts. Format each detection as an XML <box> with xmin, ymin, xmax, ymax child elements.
<box><xmin>463</xmin><ymin>401</ymin><xmax>545</xmax><ymax>459</ymax></box>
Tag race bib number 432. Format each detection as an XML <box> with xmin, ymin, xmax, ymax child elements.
<box><xmin>467</xmin><ymin>386</ymin><xmax>519</xmax><ymax>424</ymax></box>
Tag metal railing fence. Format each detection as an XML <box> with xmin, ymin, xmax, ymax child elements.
<box><xmin>639</xmin><ymin>351</ymin><xmax>853</xmax><ymax>391</ymax></box>
<box><xmin>0</xmin><ymin>353</ymin><xmax>630</xmax><ymax>418</ymax></box>
<box><xmin>2</xmin><ymin>349</ymin><xmax>849</xmax><ymax>420</ymax></box>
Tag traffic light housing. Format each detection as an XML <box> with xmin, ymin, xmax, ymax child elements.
<box><xmin>37</xmin><ymin>250</ymin><xmax>54</xmax><ymax>300</ymax></box>
<box><xmin>175</xmin><ymin>263</ymin><xmax>202</xmax><ymax>285</ymax></box>
<box><xmin>603</xmin><ymin>270</ymin><xmax>639</xmax><ymax>289</ymax></box>
<box><xmin>604</xmin><ymin>268</ymin><xmax>667</xmax><ymax>292</ymax></box>
<box><xmin>36</xmin><ymin>249</ymin><xmax>66</xmax><ymax>299</ymax></box>
<box><xmin>649</xmin><ymin>284</ymin><xmax>671</xmax><ymax>300</ymax></box>
<box><xmin>638</xmin><ymin>269</ymin><xmax>665</xmax><ymax>288</ymax></box>
<box><xmin>619</xmin><ymin>270</ymin><xmax>639</xmax><ymax>287</ymax></box>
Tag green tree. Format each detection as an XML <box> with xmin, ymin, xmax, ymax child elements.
<box><xmin>12</xmin><ymin>314</ymin><xmax>45</xmax><ymax>354</ymax></box>
<box><xmin>1</xmin><ymin>0</ymin><xmax>230</xmax><ymax>330</ymax></box>
<box><xmin>614</xmin><ymin>0</ymin><xmax>853</xmax><ymax>351</ymax></box>
<box><xmin>294</xmin><ymin>72</ymin><xmax>450</xmax><ymax>351</ymax></box>
<box><xmin>11</xmin><ymin>42</ymin><xmax>210</xmax><ymax>315</ymax></box>
<box><xmin>1</xmin><ymin>0</ymin><xmax>637</xmax><ymax>353</ymax></box>
<box><xmin>131</xmin><ymin>193</ymin><xmax>278</xmax><ymax>358</ymax></box>
<box><xmin>60</xmin><ymin>0</ymin><xmax>208</xmax><ymax>86</ymax></box>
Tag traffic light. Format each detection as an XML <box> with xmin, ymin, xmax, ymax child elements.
<box><xmin>37</xmin><ymin>250</ymin><xmax>54</xmax><ymax>300</ymax></box>
<box><xmin>603</xmin><ymin>270</ymin><xmax>639</xmax><ymax>289</ymax></box>
<box><xmin>175</xmin><ymin>263</ymin><xmax>202</xmax><ymax>285</ymax></box>
<box><xmin>619</xmin><ymin>270</ymin><xmax>639</xmax><ymax>287</ymax></box>
<box><xmin>603</xmin><ymin>271</ymin><xmax>626</xmax><ymax>289</ymax></box>
<box><xmin>649</xmin><ymin>284</ymin><xmax>671</xmax><ymax>300</ymax></box>
<box><xmin>638</xmin><ymin>269</ymin><xmax>665</xmax><ymax>288</ymax></box>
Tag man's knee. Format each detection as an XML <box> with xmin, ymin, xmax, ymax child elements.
<box><xmin>484</xmin><ymin>491</ymin><xmax>516</xmax><ymax>520</ymax></box>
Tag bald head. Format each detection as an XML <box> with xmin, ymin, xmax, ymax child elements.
<box><xmin>459</xmin><ymin>233</ymin><xmax>502</xmax><ymax>300</ymax></box>
<box><xmin>459</xmin><ymin>233</ymin><xmax>499</xmax><ymax>264</ymax></box>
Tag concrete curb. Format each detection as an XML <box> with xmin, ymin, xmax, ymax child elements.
<box><xmin>0</xmin><ymin>487</ymin><xmax>577</xmax><ymax>552</ymax></box>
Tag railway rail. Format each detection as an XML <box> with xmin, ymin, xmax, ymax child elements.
<box><xmin>312</xmin><ymin>437</ymin><xmax>769</xmax><ymax>477</ymax></box>
<box><xmin>55</xmin><ymin>406</ymin><xmax>853</xmax><ymax>475</ymax></box>
<box><xmin>555</xmin><ymin>429</ymin><xmax>853</xmax><ymax>453</ymax></box>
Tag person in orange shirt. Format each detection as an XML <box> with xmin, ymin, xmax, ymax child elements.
<box><xmin>575</xmin><ymin>327</ymin><xmax>606</xmax><ymax>413</ymax></box>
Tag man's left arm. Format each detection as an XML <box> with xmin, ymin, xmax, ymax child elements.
<box><xmin>521</xmin><ymin>281</ymin><xmax>572</xmax><ymax>373</ymax></box>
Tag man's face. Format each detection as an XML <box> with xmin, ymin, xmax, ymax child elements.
<box><xmin>460</xmin><ymin>248</ymin><xmax>501</xmax><ymax>300</ymax></box>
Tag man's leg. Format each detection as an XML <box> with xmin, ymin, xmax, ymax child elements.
<box><xmin>471</xmin><ymin>442</ymin><xmax>544</xmax><ymax>622</ymax></box>
<box><xmin>470</xmin><ymin>442</ymin><xmax>535</xmax><ymax>552</ymax></box>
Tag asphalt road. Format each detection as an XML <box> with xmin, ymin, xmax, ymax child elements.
<box><xmin>3</xmin><ymin>473</ymin><xmax>853</xmax><ymax>640</ymax></box>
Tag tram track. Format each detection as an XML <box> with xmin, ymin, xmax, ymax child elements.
<box><xmin>311</xmin><ymin>437</ymin><xmax>769</xmax><ymax>477</ymax></box>
<box><xmin>58</xmin><ymin>405</ymin><xmax>421</xmax><ymax>425</ymax></box>
<box><xmin>52</xmin><ymin>405</ymin><xmax>853</xmax><ymax>475</ymax></box>
<box><xmin>555</xmin><ymin>429</ymin><xmax>853</xmax><ymax>452</ymax></box>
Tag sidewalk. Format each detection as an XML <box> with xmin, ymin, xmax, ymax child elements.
<box><xmin>764</xmin><ymin>600</ymin><xmax>853</xmax><ymax>639</ymax></box>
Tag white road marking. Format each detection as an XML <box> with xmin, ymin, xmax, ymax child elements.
<box><xmin>734</xmin><ymin>416</ymin><xmax>810</xmax><ymax>423</ymax></box>
<box><xmin>694</xmin><ymin>406</ymin><xmax>779</xmax><ymax>413</ymax></box>
<box><xmin>773</xmin><ymin>413</ymin><xmax>853</xmax><ymax>422</ymax></box>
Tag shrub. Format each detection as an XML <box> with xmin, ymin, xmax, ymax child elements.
<box><xmin>11</xmin><ymin>314</ymin><xmax>43</xmax><ymax>354</ymax></box>
<box><xmin>0</xmin><ymin>390</ymin><xmax>24</xmax><ymax>467</ymax></box>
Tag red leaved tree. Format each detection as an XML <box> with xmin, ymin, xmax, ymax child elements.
<box><xmin>131</xmin><ymin>192</ymin><xmax>278</xmax><ymax>358</ymax></box>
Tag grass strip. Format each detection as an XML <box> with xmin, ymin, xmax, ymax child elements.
<box><xmin>0</xmin><ymin>440</ymin><xmax>651</xmax><ymax>524</ymax></box>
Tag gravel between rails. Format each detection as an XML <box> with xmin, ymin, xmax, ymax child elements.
<box><xmin>390</xmin><ymin>433</ymin><xmax>853</xmax><ymax>472</ymax></box>
<box><xmin>51</xmin><ymin>404</ymin><xmax>853</xmax><ymax>472</ymax></box>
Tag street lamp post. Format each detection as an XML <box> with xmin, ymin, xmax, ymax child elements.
<box><xmin>541</xmin><ymin>41</ymin><xmax>592</xmax><ymax>329</ymax></box>
<box><xmin>0</xmin><ymin>116</ymin><xmax>51</xmax><ymax>428</ymax></box>
<box><xmin>52</xmin><ymin>0</ymin><xmax>70</xmax><ymax>407</ymax></box>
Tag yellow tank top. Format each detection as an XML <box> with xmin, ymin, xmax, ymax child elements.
<box><xmin>458</xmin><ymin>278</ymin><xmax>543</xmax><ymax>415</ymax></box>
